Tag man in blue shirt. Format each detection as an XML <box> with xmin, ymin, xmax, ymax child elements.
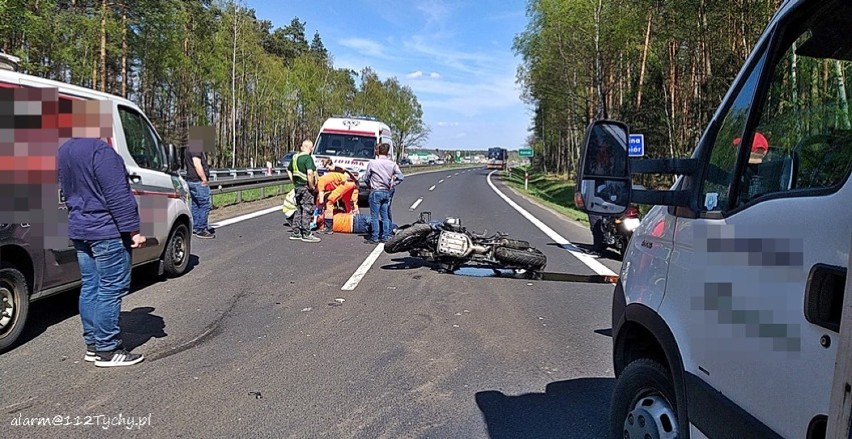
<box><xmin>57</xmin><ymin>99</ymin><xmax>146</xmax><ymax>367</ymax></box>
<box><xmin>364</xmin><ymin>143</ymin><xmax>404</xmax><ymax>243</ymax></box>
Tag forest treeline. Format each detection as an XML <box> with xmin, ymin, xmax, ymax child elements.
<box><xmin>514</xmin><ymin>0</ymin><xmax>784</xmax><ymax>179</ymax></box>
<box><xmin>0</xmin><ymin>0</ymin><xmax>428</xmax><ymax>167</ymax></box>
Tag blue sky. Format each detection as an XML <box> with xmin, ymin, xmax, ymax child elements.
<box><xmin>248</xmin><ymin>0</ymin><xmax>531</xmax><ymax>151</ymax></box>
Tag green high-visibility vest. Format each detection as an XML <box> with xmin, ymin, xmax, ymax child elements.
<box><xmin>290</xmin><ymin>152</ymin><xmax>309</xmax><ymax>180</ymax></box>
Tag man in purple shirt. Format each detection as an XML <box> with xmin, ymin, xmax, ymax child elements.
<box><xmin>364</xmin><ymin>142</ymin><xmax>404</xmax><ymax>243</ymax></box>
<box><xmin>57</xmin><ymin>99</ymin><xmax>146</xmax><ymax>367</ymax></box>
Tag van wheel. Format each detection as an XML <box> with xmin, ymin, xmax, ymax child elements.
<box><xmin>163</xmin><ymin>223</ymin><xmax>190</xmax><ymax>277</ymax></box>
<box><xmin>611</xmin><ymin>359</ymin><xmax>679</xmax><ymax>439</ymax></box>
<box><xmin>0</xmin><ymin>266</ymin><xmax>29</xmax><ymax>352</ymax></box>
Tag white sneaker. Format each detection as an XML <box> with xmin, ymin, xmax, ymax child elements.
<box><xmin>94</xmin><ymin>349</ymin><xmax>144</xmax><ymax>367</ymax></box>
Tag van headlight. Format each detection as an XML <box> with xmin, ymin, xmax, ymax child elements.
<box><xmin>623</xmin><ymin>218</ymin><xmax>641</xmax><ymax>232</ymax></box>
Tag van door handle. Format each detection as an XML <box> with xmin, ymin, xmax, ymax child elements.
<box><xmin>128</xmin><ymin>173</ymin><xmax>142</xmax><ymax>184</ymax></box>
<box><xmin>804</xmin><ymin>264</ymin><xmax>846</xmax><ymax>333</ymax></box>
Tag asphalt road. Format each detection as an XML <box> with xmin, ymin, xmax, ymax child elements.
<box><xmin>1</xmin><ymin>168</ymin><xmax>623</xmax><ymax>438</ymax></box>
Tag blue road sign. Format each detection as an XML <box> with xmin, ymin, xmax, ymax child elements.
<box><xmin>629</xmin><ymin>134</ymin><xmax>644</xmax><ymax>157</ymax></box>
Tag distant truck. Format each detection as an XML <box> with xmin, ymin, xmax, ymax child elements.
<box><xmin>486</xmin><ymin>147</ymin><xmax>508</xmax><ymax>170</ymax></box>
<box><xmin>312</xmin><ymin>115</ymin><xmax>395</xmax><ymax>202</ymax></box>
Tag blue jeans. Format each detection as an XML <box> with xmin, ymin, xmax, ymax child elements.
<box><xmin>388</xmin><ymin>187</ymin><xmax>395</xmax><ymax>224</ymax></box>
<box><xmin>369</xmin><ymin>190</ymin><xmax>391</xmax><ymax>241</ymax></box>
<box><xmin>73</xmin><ymin>237</ymin><xmax>132</xmax><ymax>352</ymax></box>
<box><xmin>188</xmin><ymin>181</ymin><xmax>211</xmax><ymax>233</ymax></box>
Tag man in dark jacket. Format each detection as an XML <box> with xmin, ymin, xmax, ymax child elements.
<box><xmin>57</xmin><ymin>99</ymin><xmax>146</xmax><ymax>367</ymax></box>
<box><xmin>184</xmin><ymin>126</ymin><xmax>215</xmax><ymax>239</ymax></box>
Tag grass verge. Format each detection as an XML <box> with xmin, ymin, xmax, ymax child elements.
<box><xmin>502</xmin><ymin>167</ymin><xmax>589</xmax><ymax>226</ymax></box>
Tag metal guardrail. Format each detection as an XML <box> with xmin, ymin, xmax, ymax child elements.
<box><xmin>192</xmin><ymin>162</ymin><xmax>484</xmax><ymax>181</ymax></box>
<box><xmin>205</xmin><ymin>162</ymin><xmax>484</xmax><ymax>204</ymax></box>
<box><xmin>207</xmin><ymin>174</ymin><xmax>291</xmax><ymax>204</ymax></box>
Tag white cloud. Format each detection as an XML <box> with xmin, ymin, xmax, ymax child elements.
<box><xmin>436</xmin><ymin>121</ymin><xmax>459</xmax><ymax>127</ymax></box>
<box><xmin>338</xmin><ymin>38</ymin><xmax>388</xmax><ymax>58</ymax></box>
<box><xmin>416</xmin><ymin>0</ymin><xmax>452</xmax><ymax>25</ymax></box>
<box><xmin>406</xmin><ymin>70</ymin><xmax>424</xmax><ymax>79</ymax></box>
<box><xmin>429</xmin><ymin>72</ymin><xmax>441</xmax><ymax>79</ymax></box>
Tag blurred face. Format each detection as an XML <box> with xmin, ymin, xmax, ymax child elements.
<box><xmin>70</xmin><ymin>99</ymin><xmax>112</xmax><ymax>139</ymax></box>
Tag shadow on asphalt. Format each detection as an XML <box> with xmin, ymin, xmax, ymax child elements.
<box><xmin>120</xmin><ymin>307</ymin><xmax>167</xmax><ymax>351</ymax></box>
<box><xmin>547</xmin><ymin>242</ymin><xmax>624</xmax><ymax>261</ymax></box>
<box><xmin>594</xmin><ymin>328</ymin><xmax>613</xmax><ymax>338</ymax></box>
<box><xmin>380</xmin><ymin>256</ymin><xmax>434</xmax><ymax>271</ymax></box>
<box><xmin>5</xmin><ymin>255</ymin><xmax>196</xmax><ymax>354</ymax></box>
<box><xmin>381</xmin><ymin>257</ymin><xmax>534</xmax><ymax>279</ymax></box>
<box><xmin>475</xmin><ymin>377</ymin><xmax>615</xmax><ymax>439</ymax></box>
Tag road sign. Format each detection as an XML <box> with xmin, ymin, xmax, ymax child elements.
<box><xmin>629</xmin><ymin>134</ymin><xmax>644</xmax><ymax>157</ymax></box>
<box><xmin>519</xmin><ymin>148</ymin><xmax>534</xmax><ymax>157</ymax></box>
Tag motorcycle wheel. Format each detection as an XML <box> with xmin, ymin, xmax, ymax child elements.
<box><xmin>384</xmin><ymin>224</ymin><xmax>432</xmax><ymax>254</ymax></box>
<box><xmin>501</xmin><ymin>239</ymin><xmax>531</xmax><ymax>250</ymax></box>
<box><xmin>494</xmin><ymin>247</ymin><xmax>547</xmax><ymax>271</ymax></box>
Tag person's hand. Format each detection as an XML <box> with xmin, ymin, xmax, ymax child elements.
<box><xmin>130</xmin><ymin>232</ymin><xmax>146</xmax><ymax>249</ymax></box>
<box><xmin>201</xmin><ymin>180</ymin><xmax>209</xmax><ymax>187</ymax></box>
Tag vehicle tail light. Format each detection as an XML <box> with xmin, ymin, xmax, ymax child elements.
<box><xmin>625</xmin><ymin>206</ymin><xmax>640</xmax><ymax>218</ymax></box>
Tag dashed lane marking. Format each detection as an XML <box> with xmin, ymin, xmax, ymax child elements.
<box><xmin>429</xmin><ymin>185</ymin><xmax>436</xmax><ymax>191</ymax></box>
<box><xmin>409</xmin><ymin>197</ymin><xmax>424</xmax><ymax>211</ymax></box>
<box><xmin>341</xmin><ymin>243</ymin><xmax>385</xmax><ymax>290</ymax></box>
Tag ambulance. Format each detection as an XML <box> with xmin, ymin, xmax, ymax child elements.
<box><xmin>312</xmin><ymin>116</ymin><xmax>395</xmax><ymax>201</ymax></box>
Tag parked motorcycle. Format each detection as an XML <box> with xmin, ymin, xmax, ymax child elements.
<box><xmin>384</xmin><ymin>212</ymin><xmax>547</xmax><ymax>276</ymax></box>
<box><xmin>600</xmin><ymin>205</ymin><xmax>641</xmax><ymax>255</ymax></box>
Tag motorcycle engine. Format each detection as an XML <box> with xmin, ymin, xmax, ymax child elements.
<box><xmin>443</xmin><ymin>217</ymin><xmax>463</xmax><ymax>232</ymax></box>
<box><xmin>437</xmin><ymin>231</ymin><xmax>472</xmax><ymax>257</ymax></box>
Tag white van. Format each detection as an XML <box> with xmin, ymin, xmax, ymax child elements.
<box><xmin>312</xmin><ymin>116</ymin><xmax>395</xmax><ymax>198</ymax></box>
<box><xmin>576</xmin><ymin>0</ymin><xmax>851</xmax><ymax>437</ymax></box>
<box><xmin>0</xmin><ymin>69</ymin><xmax>192</xmax><ymax>352</ymax></box>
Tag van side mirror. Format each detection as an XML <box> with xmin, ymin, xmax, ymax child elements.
<box><xmin>577</xmin><ymin>120</ymin><xmax>632</xmax><ymax>215</ymax></box>
<box><xmin>167</xmin><ymin>143</ymin><xmax>182</xmax><ymax>173</ymax></box>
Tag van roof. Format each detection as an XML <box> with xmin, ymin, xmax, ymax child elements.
<box><xmin>0</xmin><ymin>69</ymin><xmax>142</xmax><ymax>111</ymax></box>
<box><xmin>320</xmin><ymin>116</ymin><xmax>391</xmax><ymax>134</ymax></box>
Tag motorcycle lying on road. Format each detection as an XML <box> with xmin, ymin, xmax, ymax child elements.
<box><xmin>384</xmin><ymin>212</ymin><xmax>547</xmax><ymax>277</ymax></box>
<box><xmin>599</xmin><ymin>205</ymin><xmax>641</xmax><ymax>256</ymax></box>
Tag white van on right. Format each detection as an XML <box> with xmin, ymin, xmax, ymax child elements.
<box><xmin>577</xmin><ymin>0</ymin><xmax>852</xmax><ymax>437</ymax></box>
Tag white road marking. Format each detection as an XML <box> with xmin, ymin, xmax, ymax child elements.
<box><xmin>209</xmin><ymin>206</ymin><xmax>281</xmax><ymax>228</ymax></box>
<box><xmin>447</xmin><ymin>175</ymin><xmax>453</xmax><ymax>179</ymax></box>
<box><xmin>454</xmin><ymin>172</ymin><xmax>459</xmax><ymax>176</ymax></box>
<box><xmin>342</xmin><ymin>243</ymin><xmax>385</xmax><ymax>290</ymax></box>
<box><xmin>409</xmin><ymin>197</ymin><xmax>424</xmax><ymax>210</ymax></box>
<box><xmin>486</xmin><ymin>171</ymin><xmax>616</xmax><ymax>278</ymax></box>
<box><xmin>428</xmin><ymin>185</ymin><xmax>436</xmax><ymax>191</ymax></box>
<box><xmin>438</xmin><ymin>179</ymin><xmax>445</xmax><ymax>184</ymax></box>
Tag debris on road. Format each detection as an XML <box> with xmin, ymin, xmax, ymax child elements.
<box><xmin>249</xmin><ymin>392</ymin><xmax>263</xmax><ymax>399</ymax></box>
<box><xmin>335</xmin><ymin>298</ymin><xmax>345</xmax><ymax>303</ymax></box>
<box><xmin>301</xmin><ymin>307</ymin><xmax>312</xmax><ymax>312</ymax></box>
